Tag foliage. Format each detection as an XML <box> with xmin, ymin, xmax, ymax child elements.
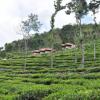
<box><xmin>4</xmin><ymin>24</ymin><xmax>100</xmax><ymax>52</ymax></box>
<box><xmin>21</xmin><ymin>13</ymin><xmax>42</xmax><ymax>34</ymax></box>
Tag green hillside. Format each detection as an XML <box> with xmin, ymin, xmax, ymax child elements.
<box><xmin>0</xmin><ymin>39</ymin><xmax>100</xmax><ymax>100</ymax></box>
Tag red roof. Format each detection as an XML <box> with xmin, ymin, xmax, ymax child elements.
<box><xmin>32</xmin><ymin>50</ymin><xmax>40</xmax><ymax>53</ymax></box>
<box><xmin>39</xmin><ymin>48</ymin><xmax>53</xmax><ymax>52</ymax></box>
<box><xmin>61</xmin><ymin>43</ymin><xmax>75</xmax><ymax>47</ymax></box>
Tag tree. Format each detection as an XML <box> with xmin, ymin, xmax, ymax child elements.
<box><xmin>66</xmin><ymin>0</ymin><xmax>88</xmax><ymax>67</ymax></box>
<box><xmin>21</xmin><ymin>13</ymin><xmax>42</xmax><ymax>53</ymax></box>
<box><xmin>22</xmin><ymin>14</ymin><xmax>42</xmax><ymax>34</ymax></box>
<box><xmin>28</xmin><ymin>33</ymin><xmax>45</xmax><ymax>50</ymax></box>
<box><xmin>0</xmin><ymin>47</ymin><xmax>6</xmax><ymax>59</ymax></box>
<box><xmin>0</xmin><ymin>47</ymin><xmax>3</xmax><ymax>52</ymax></box>
<box><xmin>50</xmin><ymin>0</ymin><xmax>66</xmax><ymax>68</ymax></box>
<box><xmin>51</xmin><ymin>0</ymin><xmax>66</xmax><ymax>30</ymax></box>
<box><xmin>0</xmin><ymin>51</ymin><xmax>6</xmax><ymax>58</ymax></box>
<box><xmin>5</xmin><ymin>43</ymin><xmax>13</xmax><ymax>52</ymax></box>
<box><xmin>18</xmin><ymin>13</ymin><xmax>42</xmax><ymax>69</ymax></box>
<box><xmin>61</xmin><ymin>25</ymin><xmax>76</xmax><ymax>43</ymax></box>
<box><xmin>89</xmin><ymin>0</ymin><xmax>100</xmax><ymax>65</ymax></box>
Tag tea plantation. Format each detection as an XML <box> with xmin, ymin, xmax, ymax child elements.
<box><xmin>0</xmin><ymin>39</ymin><xmax>100</xmax><ymax>100</ymax></box>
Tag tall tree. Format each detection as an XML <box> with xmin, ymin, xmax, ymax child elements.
<box><xmin>89</xmin><ymin>0</ymin><xmax>100</xmax><ymax>65</ymax></box>
<box><xmin>50</xmin><ymin>0</ymin><xmax>66</xmax><ymax>68</ymax></box>
<box><xmin>19</xmin><ymin>13</ymin><xmax>41</xmax><ymax>69</ymax></box>
<box><xmin>65</xmin><ymin>0</ymin><xmax>88</xmax><ymax>67</ymax></box>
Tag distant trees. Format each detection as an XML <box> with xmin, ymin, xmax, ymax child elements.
<box><xmin>61</xmin><ymin>25</ymin><xmax>76</xmax><ymax>43</ymax></box>
<box><xmin>4</xmin><ymin>29</ymin><xmax>61</xmax><ymax>52</ymax></box>
<box><xmin>28</xmin><ymin>33</ymin><xmax>45</xmax><ymax>50</ymax></box>
<box><xmin>0</xmin><ymin>51</ymin><xmax>6</xmax><ymax>58</ymax></box>
<box><xmin>5</xmin><ymin>43</ymin><xmax>13</xmax><ymax>52</ymax></box>
<box><xmin>0</xmin><ymin>47</ymin><xmax>6</xmax><ymax>59</ymax></box>
<box><xmin>4</xmin><ymin>24</ymin><xmax>100</xmax><ymax>51</ymax></box>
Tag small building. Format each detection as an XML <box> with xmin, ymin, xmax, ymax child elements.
<box><xmin>32</xmin><ymin>48</ymin><xmax>54</xmax><ymax>56</ymax></box>
<box><xmin>32</xmin><ymin>50</ymin><xmax>40</xmax><ymax>56</ymax></box>
<box><xmin>39</xmin><ymin>48</ymin><xmax>53</xmax><ymax>54</ymax></box>
<box><xmin>61</xmin><ymin>43</ymin><xmax>76</xmax><ymax>49</ymax></box>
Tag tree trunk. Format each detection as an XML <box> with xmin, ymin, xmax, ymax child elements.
<box><xmin>24</xmin><ymin>37</ymin><xmax>28</xmax><ymax>71</ymax></box>
<box><xmin>50</xmin><ymin>12</ymin><xmax>57</xmax><ymax>68</ymax></box>
<box><xmin>81</xmin><ymin>41</ymin><xmax>85</xmax><ymax>68</ymax></box>
<box><xmin>79</xmin><ymin>19</ymin><xmax>85</xmax><ymax>68</ymax></box>
<box><xmin>50</xmin><ymin>50</ymin><xmax>54</xmax><ymax>68</ymax></box>
<box><xmin>74</xmin><ymin>47</ymin><xmax>77</xmax><ymax>63</ymax></box>
<box><xmin>74</xmin><ymin>18</ymin><xmax>79</xmax><ymax>64</ymax></box>
<box><xmin>93</xmin><ymin>14</ymin><xmax>97</xmax><ymax>65</ymax></box>
<box><xmin>93</xmin><ymin>38</ymin><xmax>96</xmax><ymax>65</ymax></box>
<box><xmin>50</xmin><ymin>32</ymin><xmax>54</xmax><ymax>68</ymax></box>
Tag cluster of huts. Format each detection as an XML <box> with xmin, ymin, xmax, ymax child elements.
<box><xmin>32</xmin><ymin>48</ymin><xmax>54</xmax><ymax>56</ymax></box>
<box><xmin>32</xmin><ymin>43</ymin><xmax>76</xmax><ymax>56</ymax></box>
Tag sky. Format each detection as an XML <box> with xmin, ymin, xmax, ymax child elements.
<box><xmin>0</xmin><ymin>0</ymin><xmax>100</xmax><ymax>47</ymax></box>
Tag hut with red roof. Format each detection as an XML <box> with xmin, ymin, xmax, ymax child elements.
<box><xmin>61</xmin><ymin>43</ymin><xmax>76</xmax><ymax>49</ymax></box>
<box><xmin>32</xmin><ymin>50</ymin><xmax>40</xmax><ymax>56</ymax></box>
<box><xmin>39</xmin><ymin>48</ymin><xmax>53</xmax><ymax>54</ymax></box>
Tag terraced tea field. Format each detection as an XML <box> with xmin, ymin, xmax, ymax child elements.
<box><xmin>0</xmin><ymin>40</ymin><xmax>100</xmax><ymax>100</ymax></box>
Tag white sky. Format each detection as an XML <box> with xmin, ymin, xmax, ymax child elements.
<box><xmin>0</xmin><ymin>0</ymin><xmax>100</xmax><ymax>47</ymax></box>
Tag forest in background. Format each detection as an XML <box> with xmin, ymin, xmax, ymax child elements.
<box><xmin>3</xmin><ymin>24</ymin><xmax>100</xmax><ymax>53</ymax></box>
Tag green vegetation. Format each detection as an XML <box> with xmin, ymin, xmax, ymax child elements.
<box><xmin>0</xmin><ymin>38</ymin><xmax>100</xmax><ymax>100</ymax></box>
<box><xmin>3</xmin><ymin>24</ymin><xmax>100</xmax><ymax>53</ymax></box>
<box><xmin>0</xmin><ymin>0</ymin><xmax>100</xmax><ymax>99</ymax></box>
